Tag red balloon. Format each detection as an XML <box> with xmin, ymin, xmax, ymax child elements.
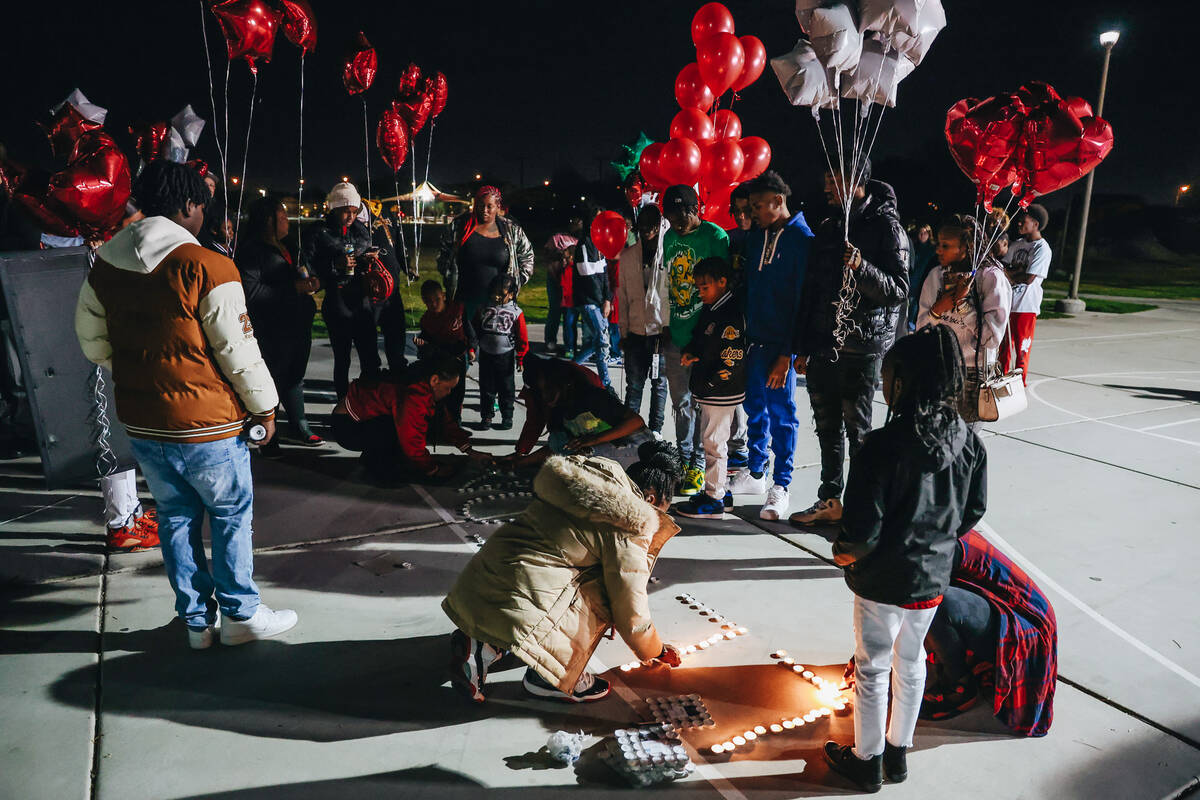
<box><xmin>701</xmin><ymin>140</ymin><xmax>746</xmax><ymax>188</ymax></box>
<box><xmin>41</xmin><ymin>103</ymin><xmax>103</xmax><ymax>160</ymax></box>
<box><xmin>398</xmin><ymin>62</ymin><xmax>423</xmax><ymax>96</ymax></box>
<box><xmin>278</xmin><ymin>0</ymin><xmax>317</xmax><ymax>55</ymax></box>
<box><xmin>712</xmin><ymin>109</ymin><xmax>741</xmax><ymax>141</ymax></box>
<box><xmin>129</xmin><ymin>120</ymin><xmax>170</xmax><ymax>164</ymax></box>
<box><xmin>701</xmin><ymin>184</ymin><xmax>735</xmax><ymax>228</ymax></box>
<box><xmin>15</xmin><ymin>190</ymin><xmax>79</xmax><ymax>237</ymax></box>
<box><xmin>697</xmin><ymin>32</ymin><xmax>746</xmax><ymax>97</ymax></box>
<box><xmin>428</xmin><ymin>72</ymin><xmax>449</xmax><ymax>117</ymax></box>
<box><xmin>659</xmin><ymin>137</ymin><xmax>703</xmax><ymax>187</ymax></box>
<box><xmin>670</xmin><ymin>108</ymin><xmax>715</xmax><ymax>145</ymax></box>
<box><xmin>590</xmin><ymin>210</ymin><xmax>628</xmax><ymax>261</ymax></box>
<box><xmin>394</xmin><ymin>91</ymin><xmax>433</xmax><ymax>135</ymax></box>
<box><xmin>674</xmin><ymin>63</ymin><xmax>715</xmax><ymax>112</ymax></box>
<box><xmin>732</xmin><ymin>35</ymin><xmax>766</xmax><ymax>91</ymax></box>
<box><xmin>377</xmin><ymin>108</ymin><xmax>410</xmax><ymax>172</ymax></box>
<box><xmin>211</xmin><ymin>0</ymin><xmax>281</xmax><ymax>75</ymax></box>
<box><xmin>691</xmin><ymin>2</ymin><xmax>735</xmax><ymax>46</ymax></box>
<box><xmin>638</xmin><ymin>142</ymin><xmax>667</xmax><ymax>189</ymax></box>
<box><xmin>23</xmin><ymin>131</ymin><xmax>132</xmax><ymax>240</ymax></box>
<box><xmin>945</xmin><ymin>94</ymin><xmax>1027</xmax><ymax>210</ymax></box>
<box><xmin>737</xmin><ymin>136</ymin><xmax>771</xmax><ymax>181</ymax></box>
<box><xmin>1015</xmin><ymin>81</ymin><xmax>1114</xmax><ymax>205</ymax></box>
<box><xmin>186</xmin><ymin>158</ymin><xmax>210</xmax><ymax>178</ymax></box>
<box><xmin>342</xmin><ymin>31</ymin><xmax>377</xmax><ymax>95</ymax></box>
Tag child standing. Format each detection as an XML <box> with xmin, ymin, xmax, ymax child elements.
<box><xmin>1001</xmin><ymin>204</ymin><xmax>1051</xmax><ymax>384</ymax></box>
<box><xmin>674</xmin><ymin>258</ymin><xmax>746</xmax><ymax>519</ymax></box>
<box><xmin>473</xmin><ymin>275</ymin><xmax>529</xmax><ymax>430</ymax></box>
<box><xmin>415</xmin><ymin>280</ymin><xmax>473</xmax><ymax>422</ymax></box>
<box><xmin>823</xmin><ymin>325</ymin><xmax>988</xmax><ymax>792</ymax></box>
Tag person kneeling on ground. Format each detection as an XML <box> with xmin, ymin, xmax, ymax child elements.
<box><xmin>504</xmin><ymin>355</ymin><xmax>650</xmax><ymax>469</ymax></box>
<box><xmin>824</xmin><ymin>325</ymin><xmax>987</xmax><ymax>793</ymax></box>
<box><xmin>331</xmin><ymin>353</ymin><xmax>491</xmax><ymax>482</ymax></box>
<box><xmin>921</xmin><ymin>529</ymin><xmax>1056</xmax><ymax>737</ymax></box>
<box><xmin>442</xmin><ymin>441</ymin><xmax>686</xmax><ymax>703</ymax></box>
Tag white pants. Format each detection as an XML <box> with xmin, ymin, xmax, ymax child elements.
<box><xmin>101</xmin><ymin>469</ymin><xmax>142</xmax><ymax>529</ymax></box>
<box><xmin>852</xmin><ymin>595</ymin><xmax>938</xmax><ymax>759</ymax></box>
<box><xmin>699</xmin><ymin>403</ymin><xmax>735</xmax><ymax>499</ymax></box>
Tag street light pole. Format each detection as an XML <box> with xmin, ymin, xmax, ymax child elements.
<box><xmin>1058</xmin><ymin>30</ymin><xmax>1119</xmax><ymax>313</ymax></box>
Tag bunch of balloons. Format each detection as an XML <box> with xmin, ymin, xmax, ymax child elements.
<box><xmin>376</xmin><ymin>62</ymin><xmax>449</xmax><ymax>173</ymax></box>
<box><xmin>10</xmin><ymin>90</ymin><xmax>131</xmax><ymax>241</ymax></box>
<box><xmin>946</xmin><ymin>81</ymin><xmax>1114</xmax><ymax>210</ymax></box>
<box><xmin>636</xmin><ymin>2</ymin><xmax>770</xmax><ymax>228</ymax></box>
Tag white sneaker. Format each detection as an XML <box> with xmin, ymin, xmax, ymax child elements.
<box><xmin>759</xmin><ymin>485</ymin><xmax>790</xmax><ymax>521</ymax></box>
<box><xmin>187</xmin><ymin>625</ymin><xmax>215</xmax><ymax>650</ymax></box>
<box><xmin>219</xmin><ymin>604</ymin><xmax>298</xmax><ymax>646</ymax></box>
<box><xmin>728</xmin><ymin>469</ymin><xmax>769</xmax><ymax>495</ymax></box>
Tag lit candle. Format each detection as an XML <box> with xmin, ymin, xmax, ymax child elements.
<box><xmin>722</xmin><ymin>741</ymin><xmax>735</xmax><ymax>750</ymax></box>
<box><xmin>736</xmin><ymin>627</ymin><xmax>748</xmax><ymax>634</ymax></box>
<box><xmin>754</xmin><ymin>725</ymin><xmax>767</xmax><ymax>735</ymax></box>
<box><xmin>820</xmin><ymin>707</ymin><xmax>832</xmax><ymax>716</ymax></box>
<box><xmin>711</xmin><ymin>744</ymin><xmax>725</xmax><ymax>755</ymax></box>
<box><xmin>723</xmin><ymin>631</ymin><xmax>736</xmax><ymax>640</ymax></box>
<box><xmin>782</xmin><ymin>719</ymin><xmax>795</xmax><ymax>730</ymax></box>
<box><xmin>804</xmin><ymin>712</ymin><xmax>817</xmax><ymax>723</ymax></box>
<box><xmin>620</xmin><ymin>664</ymin><xmax>632</xmax><ymax>672</ymax></box>
<box><xmin>771</xmin><ymin>650</ymin><xmax>787</xmax><ymax>659</ymax></box>
<box><xmin>782</xmin><ymin>657</ymin><xmax>795</xmax><ymax>665</ymax></box>
<box><xmin>698</xmin><ymin>641</ymin><xmax>710</xmax><ymax>650</ymax></box>
<box><xmin>744</xmin><ymin>731</ymin><xmax>757</xmax><ymax>741</ymax></box>
<box><xmin>732</xmin><ymin>736</ymin><xmax>746</xmax><ymax>747</ymax></box>
<box><xmin>791</xmin><ymin>717</ymin><xmax>804</xmax><ymax>726</ymax></box>
<box><xmin>769</xmin><ymin>724</ymin><xmax>783</xmax><ymax>734</ymax></box>
<box><xmin>802</xmin><ymin>670</ymin><xmax>814</xmax><ymax>679</ymax></box>
<box><xmin>793</xmin><ymin>665</ymin><xmax>804</xmax><ymax>674</ymax></box>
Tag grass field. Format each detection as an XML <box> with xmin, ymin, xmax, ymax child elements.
<box><xmin>1043</xmin><ymin>254</ymin><xmax>1200</xmax><ymax>300</ymax></box>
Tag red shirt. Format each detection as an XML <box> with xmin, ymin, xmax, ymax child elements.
<box><xmin>344</xmin><ymin>380</ymin><xmax>470</xmax><ymax>472</ymax></box>
<box><xmin>420</xmin><ymin>299</ymin><xmax>468</xmax><ymax>350</ymax></box>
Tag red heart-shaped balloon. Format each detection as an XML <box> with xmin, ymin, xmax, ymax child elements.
<box><xmin>1017</xmin><ymin>100</ymin><xmax>1113</xmax><ymax>205</ymax></box>
<box><xmin>342</xmin><ymin>31</ymin><xmax>377</xmax><ymax>95</ymax></box>
<box><xmin>211</xmin><ymin>0</ymin><xmax>281</xmax><ymax>75</ymax></box>
<box><xmin>129</xmin><ymin>120</ymin><xmax>171</xmax><ymax>165</ymax></box>
<box><xmin>394</xmin><ymin>91</ymin><xmax>433</xmax><ymax>135</ymax></box>
<box><xmin>41</xmin><ymin>103</ymin><xmax>103</xmax><ymax>160</ymax></box>
<box><xmin>376</xmin><ymin>108</ymin><xmax>410</xmax><ymax>172</ymax></box>
<box><xmin>45</xmin><ymin>131</ymin><xmax>131</xmax><ymax>238</ymax></box>
<box><xmin>426</xmin><ymin>72</ymin><xmax>448</xmax><ymax>118</ymax></box>
<box><xmin>945</xmin><ymin>94</ymin><xmax>1028</xmax><ymax>209</ymax></box>
<box><xmin>398</xmin><ymin>62</ymin><xmax>423</xmax><ymax>97</ymax></box>
<box><xmin>278</xmin><ymin>0</ymin><xmax>317</xmax><ymax>55</ymax></box>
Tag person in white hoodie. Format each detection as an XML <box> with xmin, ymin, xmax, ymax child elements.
<box><xmin>917</xmin><ymin>214</ymin><xmax>1012</xmax><ymax>426</ymax></box>
<box><xmin>616</xmin><ymin>205</ymin><xmax>669</xmax><ymax>435</ymax></box>
<box><xmin>74</xmin><ymin>161</ymin><xmax>298</xmax><ymax>650</ymax></box>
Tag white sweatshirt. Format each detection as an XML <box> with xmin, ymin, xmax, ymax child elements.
<box><xmin>917</xmin><ymin>261</ymin><xmax>1013</xmax><ymax>371</ymax></box>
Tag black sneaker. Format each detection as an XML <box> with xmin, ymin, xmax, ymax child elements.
<box><xmin>448</xmin><ymin>629</ymin><xmax>503</xmax><ymax>703</ymax></box>
<box><xmin>494</xmin><ymin>418</ymin><xmax>513</xmax><ymax>431</ymax></box>
<box><xmin>883</xmin><ymin>742</ymin><xmax>907</xmax><ymax>783</ymax></box>
<box><xmin>477</xmin><ymin>417</ymin><xmax>494</xmax><ymax>431</ymax></box>
<box><xmin>522</xmin><ymin>668</ymin><xmax>611</xmax><ymax>703</ymax></box>
<box><xmin>823</xmin><ymin>741</ymin><xmax>882</xmax><ymax>793</ymax></box>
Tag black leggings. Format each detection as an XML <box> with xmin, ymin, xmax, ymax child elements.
<box><xmin>326</xmin><ymin>311</ymin><xmax>382</xmax><ymax>398</ymax></box>
<box><xmin>478</xmin><ymin>350</ymin><xmax>516</xmax><ymax>420</ymax></box>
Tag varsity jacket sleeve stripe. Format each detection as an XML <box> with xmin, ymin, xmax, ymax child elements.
<box><xmin>75</xmin><ymin>279</ymin><xmax>113</xmax><ymax>371</ymax></box>
<box><xmin>198</xmin><ymin>281</ymin><xmax>279</xmax><ymax>417</ymax></box>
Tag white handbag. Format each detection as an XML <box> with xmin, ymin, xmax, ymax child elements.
<box><xmin>975</xmin><ymin>284</ymin><xmax>1027</xmax><ymax>422</ymax></box>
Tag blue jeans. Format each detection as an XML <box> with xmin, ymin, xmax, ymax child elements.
<box><xmin>130</xmin><ymin>436</ymin><xmax>260</xmax><ymax>628</ymax></box>
<box><xmin>575</xmin><ymin>303</ymin><xmax>610</xmax><ymax>387</ymax></box>
<box><xmin>662</xmin><ymin>337</ymin><xmax>704</xmax><ymax>469</ymax></box>
<box><xmin>609</xmin><ymin>322</ymin><xmax>622</xmax><ymax>358</ymax></box>
<box><xmin>622</xmin><ymin>333</ymin><xmax>667</xmax><ymax>433</ymax></box>
<box><xmin>744</xmin><ymin>344</ymin><xmax>799</xmax><ymax>487</ymax></box>
<box><xmin>562</xmin><ymin>307</ymin><xmax>578</xmax><ymax>352</ymax></box>
<box><xmin>545</xmin><ymin>278</ymin><xmax>564</xmax><ymax>348</ymax></box>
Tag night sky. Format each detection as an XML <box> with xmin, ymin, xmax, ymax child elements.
<box><xmin>1</xmin><ymin>1</ymin><xmax>1192</xmax><ymax>211</ymax></box>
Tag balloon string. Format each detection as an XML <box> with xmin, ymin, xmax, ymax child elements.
<box><xmin>297</xmin><ymin>53</ymin><xmax>305</xmax><ymax>264</ymax></box>
<box><xmin>410</xmin><ymin>141</ymin><xmax>420</xmax><ymax>269</ymax></box>
<box><xmin>393</xmin><ymin>174</ymin><xmax>411</xmax><ymax>283</ymax></box>
<box><xmin>232</xmin><ymin>69</ymin><xmax>258</xmax><ymax>254</ymax></box>
<box><xmin>362</xmin><ymin>97</ymin><xmax>372</xmax><ymax>202</ymax></box>
<box><xmin>199</xmin><ymin>1</ymin><xmax>230</xmax><ymax>250</ymax></box>
<box><xmin>223</xmin><ymin>60</ymin><xmax>232</xmax><ymax>249</ymax></box>
<box><xmin>85</xmin><ymin>248</ymin><xmax>119</xmax><ymax>479</ymax></box>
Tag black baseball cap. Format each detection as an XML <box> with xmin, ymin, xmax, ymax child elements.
<box><xmin>662</xmin><ymin>184</ymin><xmax>699</xmax><ymax>213</ymax></box>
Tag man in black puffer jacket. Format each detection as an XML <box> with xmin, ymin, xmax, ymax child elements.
<box><xmin>791</xmin><ymin>159</ymin><xmax>909</xmax><ymax>527</ymax></box>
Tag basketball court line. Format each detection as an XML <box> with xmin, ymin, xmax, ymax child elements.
<box><xmin>1036</xmin><ymin>328</ymin><xmax>1199</xmax><ymax>345</ymax></box>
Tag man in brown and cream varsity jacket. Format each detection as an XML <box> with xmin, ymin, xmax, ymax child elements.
<box><xmin>75</xmin><ymin>161</ymin><xmax>298</xmax><ymax>649</ymax></box>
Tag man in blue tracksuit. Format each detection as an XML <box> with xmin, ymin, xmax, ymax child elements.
<box><xmin>730</xmin><ymin>171</ymin><xmax>813</xmax><ymax>521</ymax></box>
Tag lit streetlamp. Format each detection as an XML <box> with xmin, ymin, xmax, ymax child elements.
<box><xmin>1058</xmin><ymin>29</ymin><xmax>1119</xmax><ymax>313</ymax></box>
<box><xmin>474</xmin><ymin>173</ymin><xmax>482</xmax><ymax>180</ymax></box>
<box><xmin>230</xmin><ymin>176</ymin><xmax>240</xmax><ymax>185</ymax></box>
<box><xmin>1177</xmin><ymin>184</ymin><xmax>1191</xmax><ymax>206</ymax></box>
<box><xmin>258</xmin><ymin>188</ymin><xmax>267</xmax><ymax>197</ymax></box>
<box><xmin>543</xmin><ymin>179</ymin><xmax>550</xmax><ymax>187</ymax></box>
<box><xmin>341</xmin><ymin>175</ymin><xmax>349</xmax><ymax>183</ymax></box>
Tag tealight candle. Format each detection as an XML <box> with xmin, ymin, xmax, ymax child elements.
<box><xmin>698</xmin><ymin>641</ymin><xmax>710</xmax><ymax>650</ymax></box>
<box><xmin>743</xmin><ymin>731</ymin><xmax>757</xmax><ymax>741</ymax></box>
<box><xmin>723</xmin><ymin>631</ymin><xmax>736</xmax><ymax>640</ymax></box>
<box><xmin>769</xmin><ymin>724</ymin><xmax>783</xmax><ymax>734</ymax></box>
<box><xmin>804</xmin><ymin>712</ymin><xmax>817</xmax><ymax>723</ymax></box>
<box><xmin>711</xmin><ymin>744</ymin><xmax>725</xmax><ymax>755</ymax></box>
<box><xmin>802</xmin><ymin>670</ymin><xmax>814</xmax><ymax>679</ymax></box>
<box><xmin>782</xmin><ymin>719</ymin><xmax>796</xmax><ymax>730</ymax></box>
<box><xmin>754</xmin><ymin>726</ymin><xmax>767</xmax><ymax>735</ymax></box>
<box><xmin>791</xmin><ymin>717</ymin><xmax>804</xmax><ymax>726</ymax></box>
<box><xmin>771</xmin><ymin>650</ymin><xmax>787</xmax><ymax>659</ymax></box>
<box><xmin>732</xmin><ymin>736</ymin><xmax>746</xmax><ymax>746</ymax></box>
<box><xmin>782</xmin><ymin>657</ymin><xmax>795</xmax><ymax>665</ymax></box>
<box><xmin>793</xmin><ymin>665</ymin><xmax>804</xmax><ymax>674</ymax></box>
<box><xmin>620</xmin><ymin>664</ymin><xmax>632</xmax><ymax>672</ymax></box>
<box><xmin>722</xmin><ymin>741</ymin><xmax>734</xmax><ymax>750</ymax></box>
<box><xmin>736</xmin><ymin>627</ymin><xmax>748</xmax><ymax>634</ymax></box>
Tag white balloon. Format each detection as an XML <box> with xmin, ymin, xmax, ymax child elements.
<box><xmin>892</xmin><ymin>0</ymin><xmax>945</xmax><ymax>65</ymax></box>
<box><xmin>808</xmin><ymin>2</ymin><xmax>864</xmax><ymax>74</ymax></box>
<box><xmin>771</xmin><ymin>39</ymin><xmax>836</xmax><ymax>109</ymax></box>
<box><xmin>841</xmin><ymin>36</ymin><xmax>914</xmax><ymax>107</ymax></box>
<box><xmin>794</xmin><ymin>0</ymin><xmax>823</xmax><ymax>33</ymax></box>
<box><xmin>171</xmin><ymin>105</ymin><xmax>206</xmax><ymax>148</ymax></box>
<box><xmin>858</xmin><ymin>0</ymin><xmax>927</xmax><ymax>38</ymax></box>
<box><xmin>54</xmin><ymin>88</ymin><xmax>107</xmax><ymax>125</ymax></box>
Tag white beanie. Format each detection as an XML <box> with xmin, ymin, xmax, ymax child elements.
<box><xmin>326</xmin><ymin>182</ymin><xmax>361</xmax><ymax>210</ymax></box>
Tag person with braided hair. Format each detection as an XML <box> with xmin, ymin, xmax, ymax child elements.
<box><xmin>444</xmin><ymin>440</ymin><xmax>685</xmax><ymax>704</ymax></box>
<box><xmin>917</xmin><ymin>214</ymin><xmax>1012</xmax><ymax>426</ymax></box>
<box><xmin>822</xmin><ymin>325</ymin><xmax>988</xmax><ymax>792</ymax></box>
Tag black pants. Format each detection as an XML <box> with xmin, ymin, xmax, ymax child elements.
<box><xmin>378</xmin><ymin>295</ymin><xmax>408</xmax><ymax>375</ymax></box>
<box><xmin>332</xmin><ymin>414</ymin><xmax>458</xmax><ymax>484</ymax></box>
<box><xmin>257</xmin><ymin>311</ymin><xmax>315</xmax><ymax>437</ymax></box>
<box><xmin>326</xmin><ymin>310</ymin><xmax>382</xmax><ymax>398</ymax></box>
<box><xmin>478</xmin><ymin>350</ymin><xmax>516</xmax><ymax>421</ymax></box>
<box><xmin>806</xmin><ymin>352</ymin><xmax>882</xmax><ymax>500</ymax></box>
<box><xmin>925</xmin><ymin>586</ymin><xmax>999</xmax><ymax>686</ymax></box>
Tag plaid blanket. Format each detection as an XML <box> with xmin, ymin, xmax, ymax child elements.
<box><xmin>955</xmin><ymin>531</ymin><xmax>1057</xmax><ymax>737</ymax></box>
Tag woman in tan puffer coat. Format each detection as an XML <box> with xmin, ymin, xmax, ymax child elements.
<box><xmin>442</xmin><ymin>442</ymin><xmax>685</xmax><ymax>703</ymax></box>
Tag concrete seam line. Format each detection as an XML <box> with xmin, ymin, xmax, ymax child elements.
<box><xmin>88</xmin><ymin>549</ymin><xmax>109</xmax><ymax>800</ymax></box>
<box><xmin>1037</xmin><ymin>328</ymin><xmax>1199</xmax><ymax>345</ymax></box>
<box><xmin>411</xmin><ymin>483</ymin><xmax>485</xmax><ymax>549</ymax></box>
<box><xmin>976</xmin><ymin>521</ymin><xmax>1200</xmax><ymax>691</ymax></box>
<box><xmin>0</xmin><ymin>493</ymin><xmax>79</xmax><ymax>526</ymax></box>
<box><xmin>1057</xmin><ymin>675</ymin><xmax>1200</xmax><ymax>753</ymax></box>
<box><xmin>988</xmin><ymin>430</ymin><xmax>1200</xmax><ymax>491</ymax></box>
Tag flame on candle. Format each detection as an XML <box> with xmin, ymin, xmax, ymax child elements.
<box><xmin>722</xmin><ymin>740</ymin><xmax>735</xmax><ymax>750</ymax></box>
<box><xmin>711</xmin><ymin>744</ymin><xmax>725</xmax><ymax>754</ymax></box>
<box><xmin>754</xmin><ymin>725</ymin><xmax>767</xmax><ymax>735</ymax></box>
<box><xmin>732</xmin><ymin>736</ymin><xmax>746</xmax><ymax>746</ymax></box>
<box><xmin>782</xmin><ymin>719</ymin><xmax>796</xmax><ymax>729</ymax></box>
<box><xmin>802</xmin><ymin>670</ymin><xmax>814</xmax><ymax>679</ymax></box>
<box><xmin>769</xmin><ymin>724</ymin><xmax>783</xmax><ymax>734</ymax></box>
<box><xmin>744</xmin><ymin>731</ymin><xmax>757</xmax><ymax>741</ymax></box>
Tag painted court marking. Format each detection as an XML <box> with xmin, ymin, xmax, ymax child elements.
<box><xmin>1036</xmin><ymin>328</ymin><xmax>1199</xmax><ymax>345</ymax></box>
<box><xmin>977</xmin><ymin>520</ymin><xmax>1200</xmax><ymax>692</ymax></box>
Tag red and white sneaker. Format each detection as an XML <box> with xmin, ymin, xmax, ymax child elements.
<box><xmin>107</xmin><ymin>510</ymin><xmax>159</xmax><ymax>551</ymax></box>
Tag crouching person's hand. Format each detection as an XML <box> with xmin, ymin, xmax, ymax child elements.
<box><xmin>647</xmin><ymin>643</ymin><xmax>682</xmax><ymax>668</ymax></box>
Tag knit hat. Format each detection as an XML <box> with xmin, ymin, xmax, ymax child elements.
<box><xmin>662</xmin><ymin>184</ymin><xmax>699</xmax><ymax>213</ymax></box>
<box><xmin>1022</xmin><ymin>203</ymin><xmax>1049</xmax><ymax>233</ymax></box>
<box><xmin>326</xmin><ymin>182</ymin><xmax>361</xmax><ymax>210</ymax></box>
